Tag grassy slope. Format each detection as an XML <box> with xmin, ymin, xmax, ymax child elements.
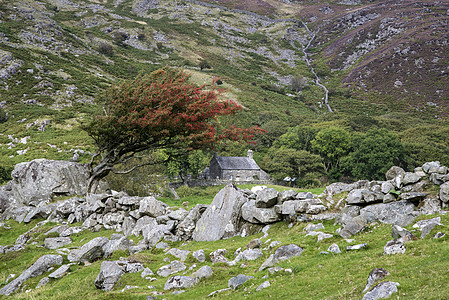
<box><xmin>0</xmin><ymin>184</ymin><xmax>448</xmax><ymax>299</ymax></box>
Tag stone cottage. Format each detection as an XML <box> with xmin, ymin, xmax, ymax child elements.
<box><xmin>206</xmin><ymin>150</ymin><xmax>270</xmax><ymax>181</ymax></box>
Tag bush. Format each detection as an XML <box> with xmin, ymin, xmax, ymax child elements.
<box><xmin>98</xmin><ymin>43</ymin><xmax>113</xmax><ymax>56</ymax></box>
<box><xmin>290</xmin><ymin>76</ymin><xmax>307</xmax><ymax>92</ymax></box>
<box><xmin>199</xmin><ymin>59</ymin><xmax>211</xmax><ymax>70</ymax></box>
<box><xmin>0</xmin><ymin>166</ymin><xmax>12</xmax><ymax>184</ymax></box>
<box><xmin>113</xmin><ymin>31</ymin><xmax>129</xmax><ymax>46</ymax></box>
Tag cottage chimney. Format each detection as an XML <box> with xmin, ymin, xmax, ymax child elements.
<box><xmin>247</xmin><ymin>149</ymin><xmax>253</xmax><ymax>160</ymax></box>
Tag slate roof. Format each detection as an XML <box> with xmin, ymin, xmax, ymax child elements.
<box><xmin>215</xmin><ymin>156</ymin><xmax>260</xmax><ymax>170</ymax></box>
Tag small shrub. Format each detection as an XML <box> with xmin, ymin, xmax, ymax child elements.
<box><xmin>99</xmin><ymin>43</ymin><xmax>113</xmax><ymax>56</ymax></box>
<box><xmin>199</xmin><ymin>59</ymin><xmax>211</xmax><ymax>70</ymax></box>
<box><xmin>113</xmin><ymin>31</ymin><xmax>129</xmax><ymax>46</ymax></box>
<box><xmin>290</xmin><ymin>76</ymin><xmax>307</xmax><ymax>92</ymax></box>
<box><xmin>137</xmin><ymin>32</ymin><xmax>146</xmax><ymax>41</ymax></box>
<box><xmin>0</xmin><ymin>108</ymin><xmax>8</xmax><ymax>123</ymax></box>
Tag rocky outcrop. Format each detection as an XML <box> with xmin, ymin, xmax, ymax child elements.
<box><xmin>192</xmin><ymin>184</ymin><xmax>247</xmax><ymax>241</ymax></box>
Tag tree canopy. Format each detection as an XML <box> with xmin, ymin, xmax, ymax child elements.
<box><xmin>83</xmin><ymin>68</ymin><xmax>263</xmax><ymax>193</ymax></box>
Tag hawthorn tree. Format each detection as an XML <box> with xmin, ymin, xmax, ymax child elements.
<box><xmin>83</xmin><ymin>68</ymin><xmax>263</xmax><ymax>194</ymax></box>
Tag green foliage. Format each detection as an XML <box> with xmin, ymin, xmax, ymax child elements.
<box><xmin>0</xmin><ymin>108</ymin><xmax>8</xmax><ymax>123</ymax></box>
<box><xmin>262</xmin><ymin>148</ymin><xmax>325</xmax><ymax>186</ymax></box>
<box><xmin>98</xmin><ymin>43</ymin><xmax>113</xmax><ymax>56</ymax></box>
<box><xmin>311</xmin><ymin>126</ymin><xmax>351</xmax><ymax>172</ymax></box>
<box><xmin>198</xmin><ymin>59</ymin><xmax>211</xmax><ymax>70</ymax></box>
<box><xmin>289</xmin><ymin>76</ymin><xmax>307</xmax><ymax>92</ymax></box>
<box><xmin>274</xmin><ymin>125</ymin><xmax>318</xmax><ymax>152</ymax></box>
<box><xmin>341</xmin><ymin>128</ymin><xmax>404</xmax><ymax>180</ymax></box>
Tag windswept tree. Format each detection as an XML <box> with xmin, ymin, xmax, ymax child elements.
<box><xmin>83</xmin><ymin>68</ymin><xmax>263</xmax><ymax>193</ymax></box>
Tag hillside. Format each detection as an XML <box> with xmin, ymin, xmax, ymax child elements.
<box><xmin>1</xmin><ymin>0</ymin><xmax>449</xmax><ymax>185</ymax></box>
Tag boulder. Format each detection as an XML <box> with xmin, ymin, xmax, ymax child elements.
<box><xmin>383</xmin><ymin>239</ymin><xmax>405</xmax><ymax>255</ymax></box>
<box><xmin>362</xmin><ymin>281</ymin><xmax>399</xmax><ymax>300</ymax></box>
<box><xmin>274</xmin><ymin>244</ymin><xmax>303</xmax><ymax>261</ymax></box>
<box><xmin>157</xmin><ymin>261</ymin><xmax>186</xmax><ymax>277</ymax></box>
<box><xmin>233</xmin><ymin>248</ymin><xmax>263</xmax><ymax>262</ymax></box>
<box><xmin>193</xmin><ymin>266</ymin><xmax>213</xmax><ymax>280</ymax></box>
<box><xmin>68</xmin><ymin>236</ymin><xmax>109</xmax><ymax>263</ymax></box>
<box><xmin>44</xmin><ymin>237</ymin><xmax>72</xmax><ymax>249</ymax></box>
<box><xmin>55</xmin><ymin>197</ymin><xmax>81</xmax><ymax>217</ymax></box>
<box><xmin>339</xmin><ymin>216</ymin><xmax>367</xmax><ymax>238</ymax></box>
<box><xmin>402</xmin><ymin>172</ymin><xmax>422</xmax><ymax>185</ymax></box>
<box><xmin>210</xmin><ymin>249</ymin><xmax>229</xmax><ymax>264</ymax></box>
<box><xmin>304</xmin><ymin>223</ymin><xmax>325</xmax><ymax>233</ymax></box>
<box><xmin>228</xmin><ymin>274</ymin><xmax>254</xmax><ymax>290</ymax></box>
<box><xmin>255</xmin><ymin>188</ymin><xmax>279</xmax><ymax>208</ymax></box>
<box><xmin>399</xmin><ymin>192</ymin><xmax>427</xmax><ymax>202</ymax></box>
<box><xmin>94</xmin><ymin>261</ymin><xmax>126</xmax><ymax>291</ymax></box>
<box><xmin>193</xmin><ymin>249</ymin><xmax>206</xmax><ymax>262</ymax></box>
<box><xmin>422</xmin><ymin>161</ymin><xmax>440</xmax><ymax>173</ymax></box>
<box><xmin>440</xmin><ymin>182</ymin><xmax>449</xmax><ymax>203</ymax></box>
<box><xmin>279</xmin><ymin>190</ymin><xmax>297</xmax><ymax>202</ymax></box>
<box><xmin>381</xmin><ymin>181</ymin><xmax>395</xmax><ymax>194</ymax></box>
<box><xmin>139</xmin><ymin>196</ymin><xmax>167</xmax><ymax>217</ymax></box>
<box><xmin>359</xmin><ymin>201</ymin><xmax>418</xmax><ymax>226</ymax></box>
<box><xmin>363</xmin><ymin>268</ymin><xmax>390</xmax><ymax>293</ymax></box>
<box><xmin>103</xmin><ymin>235</ymin><xmax>133</xmax><ymax>258</ymax></box>
<box><xmin>132</xmin><ymin>216</ymin><xmax>157</xmax><ymax>237</ymax></box>
<box><xmin>166</xmin><ymin>248</ymin><xmax>190</xmax><ymax>262</ymax></box>
<box><xmin>0</xmin><ymin>254</ymin><xmax>63</xmax><ymax>295</ymax></box>
<box><xmin>328</xmin><ymin>243</ymin><xmax>341</xmax><ymax>254</ymax></box>
<box><xmin>256</xmin><ymin>281</ymin><xmax>271</xmax><ymax>291</ymax></box>
<box><xmin>241</xmin><ymin>200</ymin><xmax>281</xmax><ymax>224</ymax></box>
<box><xmin>385</xmin><ymin>166</ymin><xmax>405</xmax><ymax>181</ymax></box>
<box><xmin>9</xmin><ymin>159</ymin><xmax>108</xmax><ymax>206</ymax></box>
<box><xmin>164</xmin><ymin>276</ymin><xmax>199</xmax><ymax>290</ymax></box>
<box><xmin>48</xmin><ymin>264</ymin><xmax>72</xmax><ymax>279</ymax></box>
<box><xmin>421</xmin><ymin>223</ymin><xmax>439</xmax><ymax>239</ymax></box>
<box><xmin>346</xmin><ymin>243</ymin><xmax>367</xmax><ymax>251</ymax></box>
<box><xmin>193</xmin><ymin>184</ymin><xmax>247</xmax><ymax>241</ymax></box>
<box><xmin>176</xmin><ymin>204</ymin><xmax>208</xmax><ymax>241</ymax></box>
<box><xmin>391</xmin><ymin>225</ymin><xmax>417</xmax><ymax>242</ymax></box>
<box><xmin>412</xmin><ymin>217</ymin><xmax>441</xmax><ymax>229</ymax></box>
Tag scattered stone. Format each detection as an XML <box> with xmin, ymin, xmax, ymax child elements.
<box><xmin>155</xmin><ymin>242</ymin><xmax>169</xmax><ymax>249</ymax></box>
<box><xmin>256</xmin><ymin>280</ymin><xmax>270</xmax><ymax>291</ymax></box>
<box><xmin>328</xmin><ymin>243</ymin><xmax>341</xmax><ymax>254</ymax></box>
<box><xmin>94</xmin><ymin>261</ymin><xmax>126</xmax><ymax>291</ymax></box>
<box><xmin>208</xmin><ymin>287</ymin><xmax>231</xmax><ymax>297</ymax></box>
<box><xmin>347</xmin><ymin>243</ymin><xmax>367</xmax><ymax>251</ymax></box>
<box><xmin>274</xmin><ymin>244</ymin><xmax>303</xmax><ymax>261</ymax></box>
<box><xmin>141</xmin><ymin>267</ymin><xmax>154</xmax><ymax>278</ymax></box>
<box><xmin>193</xmin><ymin>249</ymin><xmax>206</xmax><ymax>263</ymax></box>
<box><xmin>413</xmin><ymin>217</ymin><xmax>441</xmax><ymax>230</ymax></box>
<box><xmin>157</xmin><ymin>261</ymin><xmax>186</xmax><ymax>277</ymax></box>
<box><xmin>421</xmin><ymin>223</ymin><xmax>439</xmax><ymax>239</ymax></box>
<box><xmin>246</xmin><ymin>238</ymin><xmax>262</xmax><ymax>249</ymax></box>
<box><xmin>304</xmin><ymin>223</ymin><xmax>324</xmax><ymax>233</ymax></box>
<box><xmin>434</xmin><ymin>232</ymin><xmax>445</xmax><ymax>239</ymax></box>
<box><xmin>391</xmin><ymin>225</ymin><xmax>417</xmax><ymax>242</ymax></box>
<box><xmin>121</xmin><ymin>285</ymin><xmax>138</xmax><ymax>292</ymax></box>
<box><xmin>228</xmin><ymin>274</ymin><xmax>254</xmax><ymax>290</ymax></box>
<box><xmin>193</xmin><ymin>266</ymin><xmax>213</xmax><ymax>280</ymax></box>
<box><xmin>362</xmin><ymin>281</ymin><xmax>399</xmax><ymax>300</ymax></box>
<box><xmin>383</xmin><ymin>240</ymin><xmax>405</xmax><ymax>255</ymax></box>
<box><xmin>68</xmin><ymin>236</ymin><xmax>109</xmax><ymax>263</ymax></box>
<box><xmin>48</xmin><ymin>264</ymin><xmax>72</xmax><ymax>279</ymax></box>
<box><xmin>210</xmin><ymin>249</ymin><xmax>229</xmax><ymax>264</ymax></box>
<box><xmin>164</xmin><ymin>276</ymin><xmax>199</xmax><ymax>290</ymax></box>
<box><xmin>268</xmin><ymin>266</ymin><xmax>283</xmax><ymax>274</ymax></box>
<box><xmin>36</xmin><ymin>276</ymin><xmax>50</xmax><ymax>289</ymax></box>
<box><xmin>255</xmin><ymin>188</ymin><xmax>279</xmax><ymax>208</ymax></box>
<box><xmin>166</xmin><ymin>248</ymin><xmax>190</xmax><ymax>262</ymax></box>
<box><xmin>317</xmin><ymin>232</ymin><xmax>333</xmax><ymax>242</ymax></box>
<box><xmin>363</xmin><ymin>268</ymin><xmax>390</xmax><ymax>292</ymax></box>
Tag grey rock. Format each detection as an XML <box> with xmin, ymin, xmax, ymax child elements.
<box><xmin>419</xmin><ymin>197</ymin><xmax>442</xmax><ymax>215</ymax></box>
<box><xmin>94</xmin><ymin>261</ymin><xmax>126</xmax><ymax>291</ymax></box>
<box><xmin>434</xmin><ymin>232</ymin><xmax>445</xmax><ymax>239</ymax></box>
<box><xmin>167</xmin><ymin>248</ymin><xmax>190</xmax><ymax>262</ymax></box>
<box><xmin>121</xmin><ymin>217</ymin><xmax>136</xmax><ymax>237</ymax></box>
<box><xmin>339</xmin><ymin>216</ymin><xmax>367</xmax><ymax>238</ymax></box>
<box><xmin>139</xmin><ymin>196</ymin><xmax>167</xmax><ymax>217</ymax></box>
<box><xmin>44</xmin><ymin>237</ymin><xmax>72</xmax><ymax>249</ymax></box>
<box><xmin>207</xmin><ymin>288</ymin><xmax>232</xmax><ymax>297</ymax></box>
<box><xmin>256</xmin><ymin>280</ymin><xmax>270</xmax><ymax>291</ymax></box>
<box><xmin>306</xmin><ymin>204</ymin><xmax>327</xmax><ymax>214</ymax></box>
<box><xmin>11</xmin><ymin>206</ymin><xmax>34</xmax><ymax>223</ymax></box>
<box><xmin>381</xmin><ymin>181</ymin><xmax>395</xmax><ymax>194</ymax></box>
<box><xmin>383</xmin><ymin>239</ymin><xmax>405</xmax><ymax>255</ymax></box>
<box><xmin>0</xmin><ymin>254</ymin><xmax>63</xmax><ymax>295</ymax></box>
<box><xmin>155</xmin><ymin>242</ymin><xmax>170</xmax><ymax>249</ymax></box>
<box><xmin>421</xmin><ymin>223</ymin><xmax>439</xmax><ymax>239</ymax></box>
<box><xmin>259</xmin><ymin>254</ymin><xmax>276</xmax><ymax>271</ymax></box>
<box><xmin>399</xmin><ymin>192</ymin><xmax>427</xmax><ymax>202</ymax></box>
<box><xmin>385</xmin><ymin>166</ymin><xmax>405</xmax><ymax>181</ymax></box>
<box><xmin>255</xmin><ymin>188</ymin><xmax>279</xmax><ymax>208</ymax></box>
<box><xmin>304</xmin><ymin>223</ymin><xmax>324</xmax><ymax>233</ymax></box>
<box><xmin>362</xmin><ymin>281</ymin><xmax>399</xmax><ymax>300</ymax></box>
<box><xmin>347</xmin><ymin>243</ymin><xmax>367</xmax><ymax>251</ymax></box>
<box><xmin>383</xmin><ymin>194</ymin><xmax>396</xmax><ymax>204</ymax></box>
<box><xmin>193</xmin><ymin>184</ymin><xmax>247</xmax><ymax>241</ymax></box>
<box><xmin>440</xmin><ymin>182</ymin><xmax>449</xmax><ymax>203</ymax></box>
<box><xmin>157</xmin><ymin>261</ymin><xmax>186</xmax><ymax>277</ymax></box>
<box><xmin>402</xmin><ymin>172</ymin><xmax>422</xmax><ymax>185</ymax></box>
<box><xmin>268</xmin><ymin>266</ymin><xmax>283</xmax><ymax>274</ymax></box>
<box><xmin>412</xmin><ymin>217</ymin><xmax>441</xmax><ymax>229</ymax></box>
<box><xmin>359</xmin><ymin>201</ymin><xmax>418</xmax><ymax>226</ymax></box>
<box><xmin>241</xmin><ymin>200</ymin><xmax>281</xmax><ymax>224</ymax></box>
<box><xmin>117</xmin><ymin>195</ymin><xmax>141</xmax><ymax>207</ymax></box>
<box><xmin>103</xmin><ymin>236</ymin><xmax>133</xmax><ymax>258</ymax></box>
<box><xmin>164</xmin><ymin>276</ymin><xmax>199</xmax><ymax>290</ymax></box>
<box><xmin>45</xmin><ymin>225</ymin><xmax>69</xmax><ymax>236</ymax></box>
<box><xmin>246</xmin><ymin>238</ymin><xmax>262</xmax><ymax>249</ymax></box>
<box><xmin>210</xmin><ymin>249</ymin><xmax>229</xmax><ymax>264</ymax></box>
<box><xmin>423</xmin><ymin>161</ymin><xmax>441</xmax><ymax>173</ymax></box>
<box><xmin>280</xmin><ymin>190</ymin><xmax>297</xmax><ymax>202</ymax></box>
<box><xmin>142</xmin><ymin>223</ymin><xmax>172</xmax><ymax>247</ymax></box>
<box><xmin>391</xmin><ymin>225</ymin><xmax>417</xmax><ymax>242</ymax></box>
<box><xmin>24</xmin><ymin>204</ymin><xmax>56</xmax><ymax>223</ymax></box>
<box><xmin>228</xmin><ymin>274</ymin><xmax>254</xmax><ymax>290</ymax></box>
<box><xmin>193</xmin><ymin>265</ymin><xmax>213</xmax><ymax>280</ymax></box>
<box><xmin>48</xmin><ymin>264</ymin><xmax>72</xmax><ymax>279</ymax></box>
<box><xmin>168</xmin><ymin>208</ymin><xmax>189</xmax><ymax>221</ymax></box>
<box><xmin>124</xmin><ymin>261</ymin><xmax>144</xmax><ymax>273</ymax></box>
<box><xmin>328</xmin><ymin>243</ymin><xmax>341</xmax><ymax>254</ymax></box>
<box><xmin>59</xmin><ymin>226</ymin><xmax>83</xmax><ymax>237</ymax></box>
<box><xmin>176</xmin><ymin>204</ymin><xmax>208</xmax><ymax>241</ymax></box>
<box><xmin>274</xmin><ymin>244</ymin><xmax>303</xmax><ymax>261</ymax></box>
<box><xmin>363</xmin><ymin>268</ymin><xmax>390</xmax><ymax>293</ymax></box>
<box><xmin>316</xmin><ymin>232</ymin><xmax>333</xmax><ymax>242</ymax></box>
<box><xmin>132</xmin><ymin>216</ymin><xmax>157</xmax><ymax>237</ymax></box>
<box><xmin>141</xmin><ymin>267</ymin><xmax>154</xmax><ymax>278</ymax></box>
<box><xmin>36</xmin><ymin>276</ymin><xmax>49</xmax><ymax>288</ymax></box>
<box><xmin>233</xmin><ymin>248</ymin><xmax>263</xmax><ymax>262</ymax></box>
<box><xmin>193</xmin><ymin>249</ymin><xmax>206</xmax><ymax>262</ymax></box>
<box><xmin>10</xmin><ymin>159</ymin><xmax>107</xmax><ymax>206</ymax></box>
<box><xmin>68</xmin><ymin>236</ymin><xmax>109</xmax><ymax>263</ymax></box>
